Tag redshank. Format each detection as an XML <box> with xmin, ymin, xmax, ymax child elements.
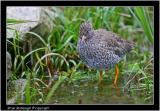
<box><xmin>77</xmin><ymin>21</ymin><xmax>134</xmax><ymax>87</ymax></box>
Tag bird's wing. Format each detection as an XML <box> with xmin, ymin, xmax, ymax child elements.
<box><xmin>94</xmin><ymin>29</ymin><xmax>134</xmax><ymax>57</ymax></box>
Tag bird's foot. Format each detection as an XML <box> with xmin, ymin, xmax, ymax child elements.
<box><xmin>113</xmin><ymin>83</ymin><xmax>120</xmax><ymax>96</ymax></box>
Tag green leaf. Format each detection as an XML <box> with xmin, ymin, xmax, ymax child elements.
<box><xmin>129</xmin><ymin>7</ymin><xmax>153</xmax><ymax>44</ymax></box>
<box><xmin>7</xmin><ymin>18</ymin><xmax>36</xmax><ymax>25</ymax></box>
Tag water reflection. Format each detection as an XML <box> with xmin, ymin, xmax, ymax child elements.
<box><xmin>48</xmin><ymin>78</ymin><xmax>151</xmax><ymax>104</ymax></box>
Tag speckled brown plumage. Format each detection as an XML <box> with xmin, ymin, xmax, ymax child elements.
<box><xmin>77</xmin><ymin>21</ymin><xmax>134</xmax><ymax>70</ymax></box>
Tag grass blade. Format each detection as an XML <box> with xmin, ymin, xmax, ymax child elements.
<box><xmin>44</xmin><ymin>75</ymin><xmax>66</xmax><ymax>103</ymax></box>
<box><xmin>129</xmin><ymin>7</ymin><xmax>153</xmax><ymax>44</ymax></box>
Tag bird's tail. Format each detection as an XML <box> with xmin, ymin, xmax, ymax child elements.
<box><xmin>126</xmin><ymin>41</ymin><xmax>135</xmax><ymax>52</ymax></box>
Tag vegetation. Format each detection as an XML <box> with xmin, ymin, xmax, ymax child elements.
<box><xmin>7</xmin><ymin>6</ymin><xmax>153</xmax><ymax>104</ymax></box>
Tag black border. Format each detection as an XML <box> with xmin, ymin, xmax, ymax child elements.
<box><xmin>1</xmin><ymin>0</ymin><xmax>159</xmax><ymax>110</ymax></box>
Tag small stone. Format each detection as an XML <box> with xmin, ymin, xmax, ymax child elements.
<box><xmin>39</xmin><ymin>99</ymin><xmax>43</xmax><ymax>103</ymax></box>
<box><xmin>53</xmin><ymin>74</ymin><xmax>59</xmax><ymax>81</ymax></box>
<box><xmin>74</xmin><ymin>85</ymin><xmax>79</xmax><ymax>88</ymax></box>
<box><xmin>71</xmin><ymin>90</ymin><xmax>76</xmax><ymax>94</ymax></box>
<box><xmin>7</xmin><ymin>52</ymin><xmax>12</xmax><ymax>80</ymax></box>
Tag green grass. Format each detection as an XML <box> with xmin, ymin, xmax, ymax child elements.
<box><xmin>129</xmin><ymin>7</ymin><xmax>154</xmax><ymax>44</ymax></box>
<box><xmin>7</xmin><ymin>6</ymin><xmax>153</xmax><ymax>104</ymax></box>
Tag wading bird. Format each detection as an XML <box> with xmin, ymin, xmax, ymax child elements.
<box><xmin>77</xmin><ymin>21</ymin><xmax>134</xmax><ymax>87</ymax></box>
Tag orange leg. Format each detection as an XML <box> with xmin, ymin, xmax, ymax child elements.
<box><xmin>99</xmin><ymin>70</ymin><xmax>103</xmax><ymax>81</ymax></box>
<box><xmin>114</xmin><ymin>64</ymin><xmax>119</xmax><ymax>87</ymax></box>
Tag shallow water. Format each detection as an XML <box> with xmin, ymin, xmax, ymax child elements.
<box><xmin>7</xmin><ymin>76</ymin><xmax>153</xmax><ymax>104</ymax></box>
<box><xmin>47</xmin><ymin>78</ymin><xmax>152</xmax><ymax>104</ymax></box>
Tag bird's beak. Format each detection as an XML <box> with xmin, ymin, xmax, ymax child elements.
<box><xmin>81</xmin><ymin>35</ymin><xmax>87</xmax><ymax>42</ymax></box>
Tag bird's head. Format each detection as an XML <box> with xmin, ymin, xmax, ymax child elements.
<box><xmin>79</xmin><ymin>21</ymin><xmax>93</xmax><ymax>42</ymax></box>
